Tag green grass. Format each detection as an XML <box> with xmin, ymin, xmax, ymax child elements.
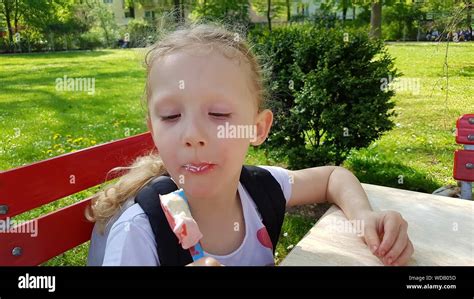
<box><xmin>1</xmin><ymin>42</ymin><xmax>472</xmax><ymax>265</ymax></box>
<box><xmin>345</xmin><ymin>42</ymin><xmax>474</xmax><ymax>193</ymax></box>
<box><xmin>1</xmin><ymin>49</ymin><xmax>148</xmax><ymax>170</ymax></box>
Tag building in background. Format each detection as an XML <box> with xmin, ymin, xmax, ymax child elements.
<box><xmin>102</xmin><ymin>0</ymin><xmax>154</xmax><ymax>26</ymax></box>
<box><xmin>100</xmin><ymin>0</ymin><xmax>362</xmax><ymax>27</ymax></box>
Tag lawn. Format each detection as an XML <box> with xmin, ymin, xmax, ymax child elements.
<box><xmin>344</xmin><ymin>42</ymin><xmax>474</xmax><ymax>193</ymax></box>
<box><xmin>1</xmin><ymin>42</ymin><xmax>473</xmax><ymax>265</ymax></box>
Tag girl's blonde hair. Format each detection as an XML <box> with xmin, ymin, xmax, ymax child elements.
<box><xmin>86</xmin><ymin>22</ymin><xmax>268</xmax><ymax>233</ymax></box>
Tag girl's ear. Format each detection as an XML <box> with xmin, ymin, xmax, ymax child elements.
<box><xmin>251</xmin><ymin>109</ymin><xmax>273</xmax><ymax>146</ymax></box>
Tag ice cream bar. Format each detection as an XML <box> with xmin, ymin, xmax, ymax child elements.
<box><xmin>159</xmin><ymin>189</ymin><xmax>204</xmax><ymax>261</ymax></box>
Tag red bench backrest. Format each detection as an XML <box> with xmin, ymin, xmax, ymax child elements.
<box><xmin>0</xmin><ymin>132</ymin><xmax>156</xmax><ymax>265</ymax></box>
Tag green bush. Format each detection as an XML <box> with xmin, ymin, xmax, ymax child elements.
<box><xmin>249</xmin><ymin>24</ymin><xmax>398</xmax><ymax>169</ymax></box>
<box><xmin>125</xmin><ymin>19</ymin><xmax>159</xmax><ymax>48</ymax></box>
<box><xmin>78</xmin><ymin>30</ymin><xmax>104</xmax><ymax>50</ymax></box>
<box><xmin>17</xmin><ymin>28</ymin><xmax>49</xmax><ymax>52</ymax></box>
<box><xmin>0</xmin><ymin>31</ymin><xmax>47</xmax><ymax>53</ymax></box>
<box><xmin>0</xmin><ymin>36</ymin><xmax>10</xmax><ymax>53</ymax></box>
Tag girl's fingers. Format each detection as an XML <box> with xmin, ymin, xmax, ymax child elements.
<box><xmin>376</xmin><ymin>212</ymin><xmax>402</xmax><ymax>257</ymax></box>
<box><xmin>363</xmin><ymin>222</ymin><xmax>381</xmax><ymax>255</ymax></box>
<box><xmin>186</xmin><ymin>256</ymin><xmax>223</xmax><ymax>266</ymax></box>
<box><xmin>392</xmin><ymin>239</ymin><xmax>415</xmax><ymax>266</ymax></box>
<box><xmin>383</xmin><ymin>220</ymin><xmax>408</xmax><ymax>265</ymax></box>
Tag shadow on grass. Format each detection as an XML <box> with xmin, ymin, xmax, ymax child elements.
<box><xmin>457</xmin><ymin>65</ymin><xmax>474</xmax><ymax>77</ymax></box>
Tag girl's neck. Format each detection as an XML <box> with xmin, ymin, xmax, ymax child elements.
<box><xmin>186</xmin><ymin>179</ymin><xmax>241</xmax><ymax>224</ymax></box>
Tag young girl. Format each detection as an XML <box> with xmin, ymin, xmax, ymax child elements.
<box><xmin>86</xmin><ymin>23</ymin><xmax>414</xmax><ymax>267</ymax></box>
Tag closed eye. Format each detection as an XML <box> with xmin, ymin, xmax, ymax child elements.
<box><xmin>160</xmin><ymin>114</ymin><xmax>180</xmax><ymax>121</ymax></box>
<box><xmin>209</xmin><ymin>112</ymin><xmax>232</xmax><ymax>118</ymax></box>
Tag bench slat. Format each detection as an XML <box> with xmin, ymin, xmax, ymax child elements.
<box><xmin>0</xmin><ymin>132</ymin><xmax>155</xmax><ymax>220</ymax></box>
<box><xmin>0</xmin><ymin>198</ymin><xmax>94</xmax><ymax>266</ymax></box>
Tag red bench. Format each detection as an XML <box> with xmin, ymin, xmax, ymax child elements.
<box><xmin>0</xmin><ymin>132</ymin><xmax>155</xmax><ymax>266</ymax></box>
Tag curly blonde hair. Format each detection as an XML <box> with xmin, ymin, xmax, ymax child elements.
<box><xmin>86</xmin><ymin>21</ymin><xmax>268</xmax><ymax>233</ymax></box>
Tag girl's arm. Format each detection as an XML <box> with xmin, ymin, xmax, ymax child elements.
<box><xmin>287</xmin><ymin>166</ymin><xmax>414</xmax><ymax>266</ymax></box>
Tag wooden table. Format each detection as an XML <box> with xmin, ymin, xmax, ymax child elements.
<box><xmin>280</xmin><ymin>183</ymin><xmax>474</xmax><ymax>266</ymax></box>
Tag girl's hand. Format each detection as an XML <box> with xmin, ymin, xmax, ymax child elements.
<box><xmin>186</xmin><ymin>256</ymin><xmax>223</xmax><ymax>266</ymax></box>
<box><xmin>359</xmin><ymin>211</ymin><xmax>414</xmax><ymax>266</ymax></box>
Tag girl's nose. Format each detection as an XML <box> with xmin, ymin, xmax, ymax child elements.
<box><xmin>185</xmin><ymin>139</ymin><xmax>206</xmax><ymax>147</ymax></box>
<box><xmin>182</xmin><ymin>119</ymin><xmax>208</xmax><ymax>148</ymax></box>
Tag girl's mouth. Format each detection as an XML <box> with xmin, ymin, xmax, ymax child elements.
<box><xmin>182</xmin><ymin>163</ymin><xmax>215</xmax><ymax>174</ymax></box>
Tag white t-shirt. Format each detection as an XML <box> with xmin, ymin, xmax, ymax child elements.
<box><xmin>87</xmin><ymin>165</ymin><xmax>292</xmax><ymax>266</ymax></box>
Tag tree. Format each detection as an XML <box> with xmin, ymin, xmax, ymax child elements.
<box><xmin>252</xmin><ymin>0</ymin><xmax>286</xmax><ymax>31</ymax></box>
<box><xmin>0</xmin><ymin>0</ymin><xmax>25</xmax><ymax>51</ymax></box>
<box><xmin>420</xmin><ymin>0</ymin><xmax>466</xmax><ymax>38</ymax></box>
<box><xmin>0</xmin><ymin>0</ymin><xmax>81</xmax><ymax>52</ymax></box>
<box><xmin>92</xmin><ymin>3</ymin><xmax>117</xmax><ymax>46</ymax></box>
<box><xmin>383</xmin><ymin>0</ymin><xmax>423</xmax><ymax>41</ymax></box>
<box><xmin>136</xmin><ymin>0</ymin><xmax>191</xmax><ymax>23</ymax></box>
<box><xmin>370</xmin><ymin>0</ymin><xmax>382</xmax><ymax>39</ymax></box>
<box><xmin>467</xmin><ymin>0</ymin><xmax>472</xmax><ymax>33</ymax></box>
<box><xmin>320</xmin><ymin>0</ymin><xmax>354</xmax><ymax>22</ymax></box>
<box><xmin>191</xmin><ymin>0</ymin><xmax>250</xmax><ymax>26</ymax></box>
<box><xmin>341</xmin><ymin>0</ymin><xmax>349</xmax><ymax>21</ymax></box>
<box><xmin>76</xmin><ymin>0</ymin><xmax>118</xmax><ymax>47</ymax></box>
<box><xmin>267</xmin><ymin>0</ymin><xmax>271</xmax><ymax>30</ymax></box>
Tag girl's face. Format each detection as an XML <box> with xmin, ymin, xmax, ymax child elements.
<box><xmin>147</xmin><ymin>48</ymin><xmax>272</xmax><ymax>199</ymax></box>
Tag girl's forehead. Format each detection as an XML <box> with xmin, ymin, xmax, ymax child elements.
<box><xmin>148</xmin><ymin>49</ymin><xmax>256</xmax><ymax>106</ymax></box>
<box><xmin>152</xmin><ymin>47</ymin><xmax>248</xmax><ymax>75</ymax></box>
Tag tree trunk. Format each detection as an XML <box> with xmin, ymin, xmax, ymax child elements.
<box><xmin>13</xmin><ymin>0</ymin><xmax>21</xmax><ymax>53</ymax></box>
<box><xmin>399</xmin><ymin>19</ymin><xmax>403</xmax><ymax>40</ymax></box>
<box><xmin>99</xmin><ymin>16</ymin><xmax>110</xmax><ymax>47</ymax></box>
<box><xmin>174</xmin><ymin>0</ymin><xmax>181</xmax><ymax>23</ymax></box>
<box><xmin>468</xmin><ymin>0</ymin><xmax>472</xmax><ymax>35</ymax></box>
<box><xmin>14</xmin><ymin>0</ymin><xmax>19</xmax><ymax>32</ymax></box>
<box><xmin>267</xmin><ymin>0</ymin><xmax>272</xmax><ymax>31</ymax></box>
<box><xmin>286</xmin><ymin>0</ymin><xmax>290</xmax><ymax>22</ymax></box>
<box><xmin>50</xmin><ymin>32</ymin><xmax>55</xmax><ymax>52</ymax></box>
<box><xmin>370</xmin><ymin>0</ymin><xmax>382</xmax><ymax>39</ymax></box>
<box><xmin>2</xmin><ymin>0</ymin><xmax>15</xmax><ymax>52</ymax></box>
<box><xmin>13</xmin><ymin>0</ymin><xmax>22</xmax><ymax>31</ymax></box>
<box><xmin>342</xmin><ymin>0</ymin><xmax>347</xmax><ymax>22</ymax></box>
<box><xmin>181</xmin><ymin>0</ymin><xmax>185</xmax><ymax>23</ymax></box>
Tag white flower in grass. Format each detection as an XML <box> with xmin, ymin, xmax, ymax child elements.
<box><xmin>286</xmin><ymin>244</ymin><xmax>294</xmax><ymax>250</ymax></box>
<box><xmin>283</xmin><ymin>232</ymin><xmax>288</xmax><ymax>237</ymax></box>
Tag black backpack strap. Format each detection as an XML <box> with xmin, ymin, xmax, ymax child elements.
<box><xmin>240</xmin><ymin>165</ymin><xmax>287</xmax><ymax>253</ymax></box>
<box><xmin>135</xmin><ymin>176</ymin><xmax>193</xmax><ymax>266</ymax></box>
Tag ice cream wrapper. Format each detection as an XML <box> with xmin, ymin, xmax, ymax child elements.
<box><xmin>159</xmin><ymin>189</ymin><xmax>204</xmax><ymax>256</ymax></box>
